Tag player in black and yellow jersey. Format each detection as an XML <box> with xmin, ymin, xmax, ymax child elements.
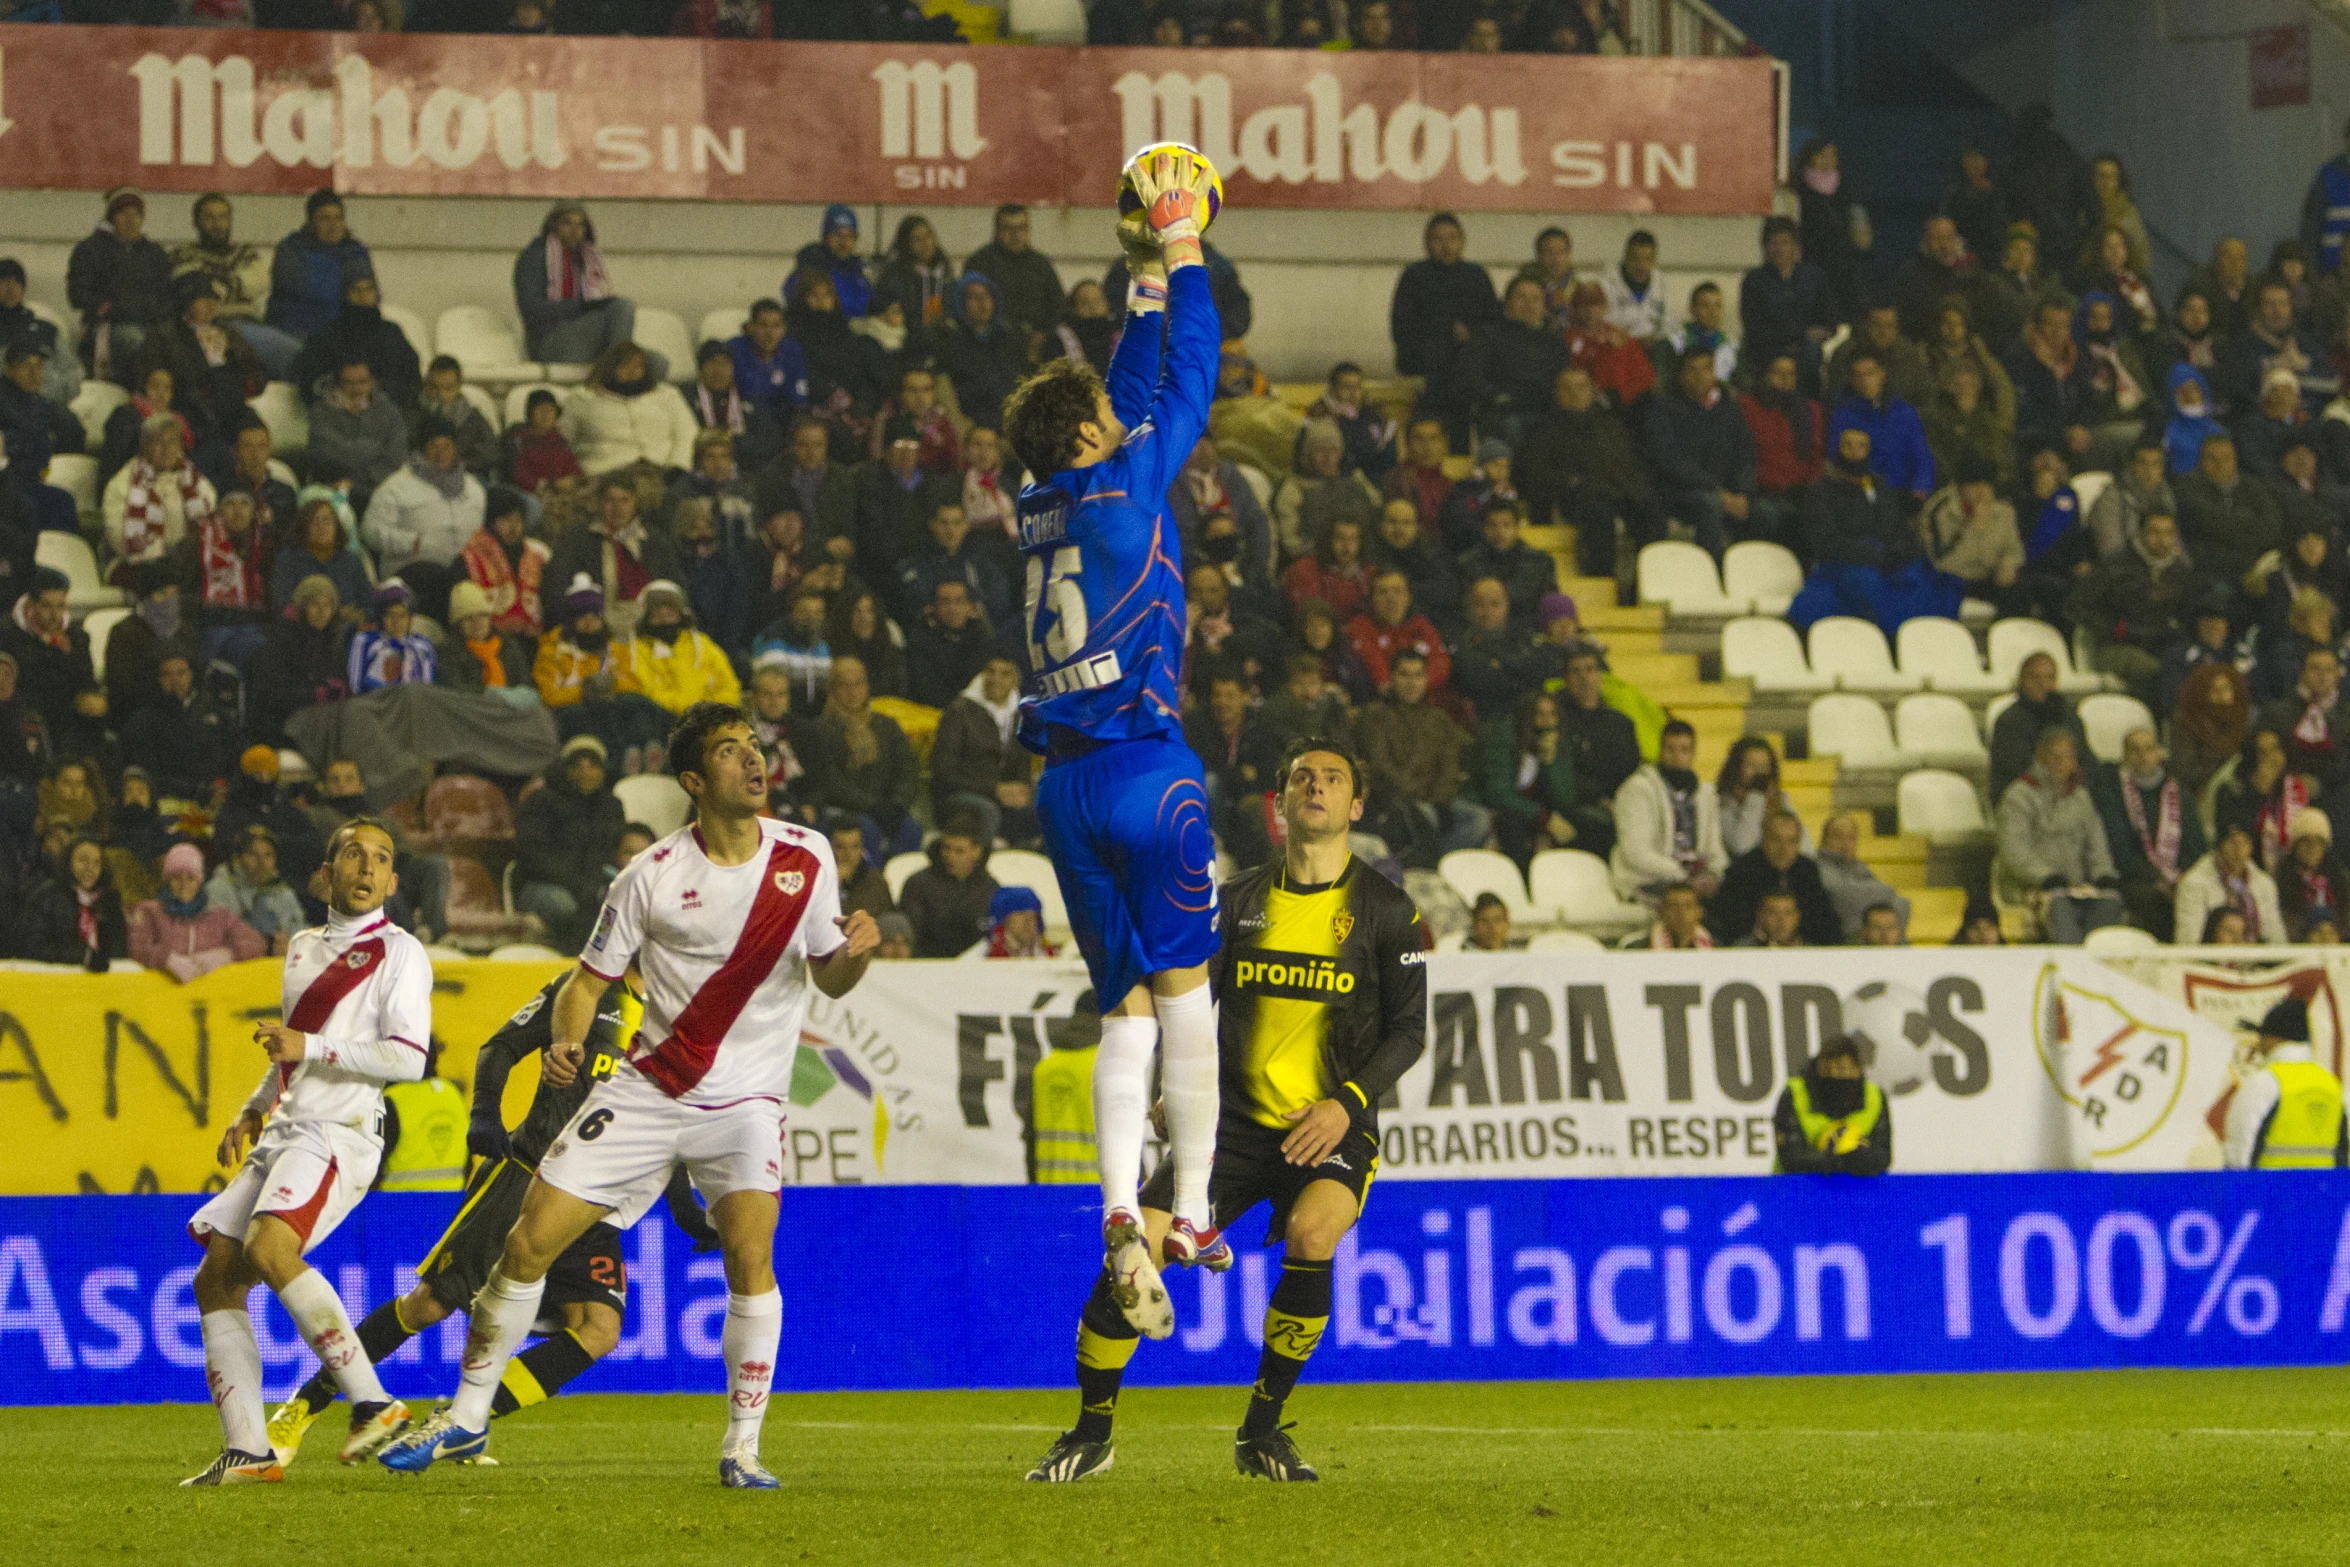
<box><xmin>265</xmin><ymin>971</ymin><xmax>716</xmax><ymax>1463</ymax></box>
<box><xmin>1028</xmin><ymin>735</ymin><xmax>1427</xmax><ymax>1485</ymax></box>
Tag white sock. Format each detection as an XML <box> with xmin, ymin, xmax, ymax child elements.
<box><xmin>1154</xmin><ymin>984</ymin><xmax>1220</xmax><ymax>1228</ymax></box>
<box><xmin>202</xmin><ymin>1308</ymin><xmax>270</xmax><ymax>1456</ymax></box>
<box><xmin>448</xmin><ymin>1268</ymin><xmax>545</xmax><ymax>1431</ymax></box>
<box><xmin>722</xmin><ymin>1289</ymin><xmax>784</xmax><ymax>1457</ymax></box>
<box><xmin>279</xmin><ymin>1267</ymin><xmax>386</xmax><ymax>1406</ymax></box>
<box><xmin>1093</xmin><ymin>1014</ymin><xmax>1159</xmax><ymax>1218</ymax></box>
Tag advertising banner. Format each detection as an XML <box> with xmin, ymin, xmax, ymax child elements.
<box><xmin>6</xmin><ymin>1174</ymin><xmax>2350</xmax><ymax>1405</ymax></box>
<box><xmin>0</xmin><ymin>948</ymin><xmax>2257</xmax><ymax>1195</ymax></box>
<box><xmin>0</xmin><ymin>23</ymin><xmax>1777</xmax><ymax>213</ymax></box>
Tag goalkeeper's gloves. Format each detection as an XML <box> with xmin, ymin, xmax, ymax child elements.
<box><xmin>1128</xmin><ymin>148</ymin><xmax>1206</xmax><ymax>251</ymax></box>
<box><xmin>1119</xmin><ymin>215</ymin><xmax>1168</xmax><ymax>313</ymax></box>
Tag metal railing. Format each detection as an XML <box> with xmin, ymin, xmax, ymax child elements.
<box><xmin>1624</xmin><ymin>0</ymin><xmax>1756</xmax><ymax>57</ymax></box>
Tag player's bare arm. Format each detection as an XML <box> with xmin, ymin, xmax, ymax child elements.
<box><xmin>812</xmin><ymin>910</ymin><xmax>882</xmax><ymax>997</ymax></box>
<box><xmin>545</xmin><ymin>964</ymin><xmax>612</xmax><ymax>1087</ymax></box>
<box><xmin>216</xmin><ymin>1107</ymin><xmax>265</xmax><ymax>1168</ymax></box>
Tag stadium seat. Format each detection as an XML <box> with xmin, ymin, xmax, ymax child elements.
<box><xmin>435</xmin><ymin>306</ymin><xmax>537</xmax><ymax>385</ymax></box>
<box><xmin>1722</xmin><ymin>541</ymin><xmax>1803</xmax><ymax>615</ymax></box>
<box><xmin>1433</xmin><ymin>929</ymin><xmax>1467</xmax><ymax>952</ymax></box>
<box><xmin>1635</xmin><ymin>541</ymin><xmax>1739</xmax><ymax>617</ymax></box>
<box><xmin>1233</xmin><ymin>462</ymin><xmax>1274</xmax><ymax>517</ymax></box>
<box><xmin>1007</xmin><ymin>0</ymin><xmax>1087</xmax><ymax>42</ymax></box>
<box><xmin>1440</xmin><ymin>848</ymin><xmax>1538</xmax><ymax>925</ymax></box>
<box><xmin>36</xmin><ymin>531</ymin><xmax>125</xmax><ymax>612</ymax></box>
<box><xmin>381</xmin><ymin>304</ymin><xmax>433</xmax><ymax>366</ymax></box>
<box><xmin>2077</xmin><ymin>692</ymin><xmax>2156</xmax><ymax>763</ymax></box>
<box><xmin>1895</xmin><ymin>616</ymin><xmax>2004</xmax><ymax>694</ymax></box>
<box><xmin>1897</xmin><ymin>769</ymin><xmax>1989</xmax><ymax>842</ymax></box>
<box><xmin>2083</xmin><ymin>924</ymin><xmax>2159</xmax><ymax>957</ymax></box>
<box><xmin>987</xmin><ymin>849</ymin><xmax>1070</xmax><ymax>934</ymax></box>
<box><xmin>459</xmin><ymin>382</ymin><xmax>503</xmax><ymax>433</ymax></box>
<box><xmin>883</xmin><ymin>850</ymin><xmax>929</xmax><ymax>902</ymax></box>
<box><xmin>248</xmin><ymin>381</ymin><xmax>309</xmax><ymax>458</ymax></box>
<box><xmin>634</xmin><ymin>308</ymin><xmax>697</xmax><ymax>383</ymax></box>
<box><xmin>1986</xmin><ymin>617</ymin><xmax>2102</xmax><ymax>694</ymax></box>
<box><xmin>1808</xmin><ymin>617</ymin><xmax>1920</xmax><ymax>693</ymax></box>
<box><xmin>488</xmin><ymin>943</ymin><xmax>568</xmax><ymax>962</ymax></box>
<box><xmin>1807</xmin><ymin>693</ymin><xmax>1911</xmax><ymax>770</ymax></box>
<box><xmin>70</xmin><ymin>378</ymin><xmax>127</xmax><ymax>451</ymax></box>
<box><xmin>445</xmin><ymin>855</ymin><xmax>533</xmax><ymax>941</ymax></box>
<box><xmin>1721</xmin><ymin>616</ymin><xmax>1827</xmax><ymax>694</ymax></box>
<box><xmin>1527</xmin><ymin>849</ymin><xmax>1646</xmax><ymax>935</ymax></box>
<box><xmin>613</xmin><ymin>773</ymin><xmax>691</xmax><ymax>839</ymax></box>
<box><xmin>2068</xmin><ymin>470</ymin><xmax>2111</xmax><ymax>517</ymax></box>
<box><xmin>1893</xmin><ymin>693</ymin><xmax>1989</xmax><ymax>773</ymax></box>
<box><xmin>81</xmin><ymin>606</ymin><xmax>129</xmax><ymax>679</ymax></box>
<box><xmin>1527</xmin><ymin>929</ymin><xmax>1606</xmax><ymax>953</ymax></box>
<box><xmin>700</xmin><ymin>307</ymin><xmax>746</xmax><ymax>350</ymax></box>
<box><xmin>503</xmin><ymin>381</ymin><xmax>564</xmax><ymax>427</ymax></box>
<box><xmin>422</xmin><ymin>774</ymin><xmax>515</xmax><ymax>844</ymax></box>
<box><xmin>47</xmin><ymin>452</ymin><xmax>97</xmax><ymax>523</ymax></box>
<box><xmin>276</xmin><ymin>748</ymin><xmax>314</xmax><ymax>784</ymax></box>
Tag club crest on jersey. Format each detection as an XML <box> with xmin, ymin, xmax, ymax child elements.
<box><xmin>1333</xmin><ymin>911</ymin><xmax>1354</xmax><ymax>942</ymax></box>
<box><xmin>777</xmin><ymin>870</ymin><xmax>805</xmax><ymax>895</ymax></box>
<box><xmin>345</xmin><ymin>948</ymin><xmax>372</xmax><ymax>970</ymax></box>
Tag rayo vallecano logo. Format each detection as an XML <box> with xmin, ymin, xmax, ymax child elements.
<box><xmin>2033</xmin><ymin>961</ymin><xmax>2189</xmax><ymax>1156</ymax></box>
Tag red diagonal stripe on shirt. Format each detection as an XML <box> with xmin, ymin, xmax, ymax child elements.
<box><xmin>280</xmin><ymin>934</ymin><xmax>387</xmax><ymax>1088</ymax></box>
<box><xmin>633</xmin><ymin>839</ymin><xmax>821</xmax><ymax>1099</ymax></box>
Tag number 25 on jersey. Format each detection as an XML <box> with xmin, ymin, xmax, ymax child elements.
<box><xmin>1026</xmin><ymin>545</ymin><xmax>1089</xmax><ymax>670</ymax></box>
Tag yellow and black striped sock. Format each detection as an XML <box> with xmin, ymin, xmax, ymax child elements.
<box><xmin>1074</xmin><ymin>1267</ymin><xmax>1140</xmax><ymax>1443</ymax></box>
<box><xmin>297</xmin><ymin>1298</ymin><xmax>416</xmax><ymax>1415</ymax></box>
<box><xmin>491</xmin><ymin>1329</ymin><xmax>598</xmax><ymax>1418</ymax></box>
<box><xmin>1244</xmin><ymin>1258</ymin><xmax>1332</xmax><ymax>1437</ymax></box>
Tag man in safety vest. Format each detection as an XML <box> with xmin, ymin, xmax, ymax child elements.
<box><xmin>1028</xmin><ymin>1000</ymin><xmax>1099</xmax><ymax>1185</ymax></box>
<box><xmin>378</xmin><ymin>1041</ymin><xmax>468</xmax><ymax>1192</ymax></box>
<box><xmin>2224</xmin><ymin>997</ymin><xmax>2347</xmax><ymax>1169</ymax></box>
<box><xmin>1772</xmin><ymin>1032</ymin><xmax>1891</xmax><ymax>1174</ymax></box>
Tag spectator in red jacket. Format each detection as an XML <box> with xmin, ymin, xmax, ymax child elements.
<box><xmin>1382</xmin><ymin>414</ymin><xmax>1454</xmax><ymax>524</ymax></box>
<box><xmin>1739</xmin><ymin>350</ymin><xmax>1825</xmax><ymax>546</ymax></box>
<box><xmin>1565</xmin><ymin>280</ymin><xmax>1657</xmax><ymax>408</ymax></box>
<box><xmin>1347</xmin><ymin>568</ymin><xmax>1450</xmax><ymax>695</ymax></box>
<box><xmin>1282</xmin><ymin>515</ymin><xmax>1372</xmax><ymax>623</ymax></box>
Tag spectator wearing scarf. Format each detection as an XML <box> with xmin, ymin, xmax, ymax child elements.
<box><xmin>516</xmin><ymin>201</ymin><xmax>637</xmax><ymax>365</ymax></box>
<box><xmin>186</xmin><ymin>483</ymin><xmax>274</xmax><ymax>666</ymax></box>
<box><xmin>347</xmin><ymin>579</ymin><xmax>436</xmax><ymax>693</ymax></box>
<box><xmin>362</xmin><ymin>415</ymin><xmax>485</xmax><ymax>622</ymax></box>
<box><xmin>2217</xmin><ymin>727</ymin><xmax>2315</xmax><ymax>871</ymax></box>
<box><xmin>2175</xmin><ymin>823</ymin><xmax>2284</xmax><ymax>947</ymax></box>
<box><xmin>532</xmin><ymin>573</ymin><xmax>640</xmax><ymax>708</ymax></box>
<box><xmin>2096</xmin><ymin>726</ymin><xmax>2204</xmax><ymax>939</ymax></box>
<box><xmin>2277</xmin><ymin>807</ymin><xmax>2350</xmax><ymax>939</ymax></box>
<box><xmin>460</xmin><ymin>486</ymin><xmax>552</xmax><ymax>637</ymax></box>
<box><xmin>976</xmin><ymin>885</ymin><xmax>1055</xmax><ymax>959</ymax></box>
<box><xmin>129</xmin><ymin>841</ymin><xmax>265</xmax><ymax>983</ymax></box>
<box><xmin>2261</xmin><ymin>645</ymin><xmax>2350</xmax><ymax>799</ymax></box>
<box><xmin>687</xmin><ymin>339</ymin><xmax>782</xmax><ymax>473</ymax></box>
<box><xmin>877</xmin><ymin>214</ymin><xmax>954</xmax><ymax>331</ymax></box>
<box><xmin>104</xmin><ymin>413</ymin><xmax>216</xmax><ymax>596</ymax></box>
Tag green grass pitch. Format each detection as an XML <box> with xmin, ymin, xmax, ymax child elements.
<box><xmin>10</xmin><ymin>1371</ymin><xmax>2350</xmax><ymax>1564</ymax></box>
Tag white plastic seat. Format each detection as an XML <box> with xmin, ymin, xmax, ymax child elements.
<box><xmin>611</xmin><ymin>773</ymin><xmax>691</xmax><ymax>838</ymax></box>
<box><xmin>2083</xmin><ymin>924</ymin><xmax>2160</xmax><ymax>957</ymax></box>
<box><xmin>700</xmin><ymin>307</ymin><xmax>746</xmax><ymax>350</ymax></box>
<box><xmin>1895</xmin><ymin>616</ymin><xmax>2003</xmax><ymax>694</ymax></box>
<box><xmin>488</xmin><ymin>943</ymin><xmax>568</xmax><ymax>963</ymax></box>
<box><xmin>1433</xmin><ymin>930</ymin><xmax>1468</xmax><ymax>953</ymax></box>
<box><xmin>503</xmin><ymin>382</ymin><xmax>565</xmax><ymax>428</ymax></box>
<box><xmin>381</xmin><ymin>304</ymin><xmax>433</xmax><ymax>366</ymax></box>
<box><xmin>47</xmin><ymin>453</ymin><xmax>98</xmax><ymax>522</ymax></box>
<box><xmin>1635</xmin><ymin>540</ymin><xmax>1739</xmax><ymax>617</ymax></box>
<box><xmin>35</xmin><ymin>531</ymin><xmax>126</xmax><ymax>612</ymax></box>
<box><xmin>1527</xmin><ymin>929</ymin><xmax>1607</xmax><ymax>953</ymax></box>
<box><xmin>1809</xmin><ymin>617</ymin><xmax>1920</xmax><ymax>693</ymax></box>
<box><xmin>1893</xmin><ymin>693</ymin><xmax>1988</xmax><ymax>772</ymax></box>
<box><xmin>1722</xmin><ymin>616</ymin><xmax>1828</xmax><ymax>694</ymax></box>
<box><xmin>459</xmin><ymin>382</ymin><xmax>503</xmax><ymax>433</ymax></box>
<box><xmin>1722</xmin><ymin>540</ymin><xmax>1803</xmax><ymax>615</ymax></box>
<box><xmin>542</xmin><ymin>362</ymin><xmax>592</xmax><ymax>386</ymax></box>
<box><xmin>1807</xmin><ymin>693</ymin><xmax>1912</xmax><ymax>770</ymax></box>
<box><xmin>70</xmin><ymin>379</ymin><xmax>128</xmax><ymax>451</ymax></box>
<box><xmin>2077</xmin><ymin>692</ymin><xmax>2156</xmax><ymax>763</ymax></box>
<box><xmin>987</xmin><ymin>849</ymin><xmax>1070</xmax><ymax>934</ymax></box>
<box><xmin>883</xmin><ymin>851</ymin><xmax>929</xmax><ymax>902</ymax></box>
<box><xmin>1897</xmin><ymin>769</ymin><xmax>1989</xmax><ymax>842</ymax></box>
<box><xmin>634</xmin><ymin>308</ymin><xmax>697</xmax><ymax>383</ymax></box>
<box><xmin>1234</xmin><ymin>462</ymin><xmax>1273</xmax><ymax>516</ymax></box>
<box><xmin>1527</xmin><ymin>849</ymin><xmax>1647</xmax><ymax>934</ymax></box>
<box><xmin>81</xmin><ymin>606</ymin><xmax>130</xmax><ymax>679</ymax></box>
<box><xmin>1439</xmin><ymin>849</ymin><xmax>1538</xmax><ymax>925</ymax></box>
<box><xmin>2068</xmin><ymin>471</ymin><xmax>2112</xmax><ymax>517</ymax></box>
<box><xmin>434</xmin><ymin>306</ymin><xmax>537</xmax><ymax>384</ymax></box>
<box><xmin>247</xmin><ymin>381</ymin><xmax>308</xmax><ymax>458</ymax></box>
<box><xmin>1986</xmin><ymin>617</ymin><xmax>2102</xmax><ymax>695</ymax></box>
<box><xmin>1983</xmin><ymin>691</ymin><xmax>2015</xmax><ymax>737</ymax></box>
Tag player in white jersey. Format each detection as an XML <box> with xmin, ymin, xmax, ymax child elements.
<box><xmin>180</xmin><ymin>817</ymin><xmax>432</xmax><ymax>1486</ymax></box>
<box><xmin>381</xmin><ymin>702</ymin><xmax>879</xmax><ymax>1488</ymax></box>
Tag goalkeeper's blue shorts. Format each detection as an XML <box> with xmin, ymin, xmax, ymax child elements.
<box><xmin>1036</xmin><ymin>735</ymin><xmax>1221</xmax><ymax>1006</ymax></box>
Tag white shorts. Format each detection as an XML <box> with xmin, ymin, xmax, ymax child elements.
<box><xmin>535</xmin><ymin>1067</ymin><xmax>783</xmax><ymax>1230</ymax></box>
<box><xmin>188</xmin><ymin>1120</ymin><xmax>382</xmax><ymax>1253</ymax></box>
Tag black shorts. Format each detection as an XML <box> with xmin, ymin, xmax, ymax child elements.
<box><xmin>417</xmin><ymin>1158</ymin><xmax>627</xmax><ymax>1317</ymax></box>
<box><xmin>1140</xmin><ymin>1113</ymin><xmax>1378</xmax><ymax>1244</ymax></box>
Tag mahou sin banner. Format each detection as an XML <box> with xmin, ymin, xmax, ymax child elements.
<box><xmin>0</xmin><ymin>24</ymin><xmax>1777</xmax><ymax>212</ymax></box>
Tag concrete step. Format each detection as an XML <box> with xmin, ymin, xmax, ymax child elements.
<box><xmin>1909</xmin><ymin>887</ymin><xmax>1971</xmax><ymax>938</ymax></box>
<box><xmin>1610</xmin><ymin>651</ymin><xmax>1700</xmax><ymax>686</ymax></box>
<box><xmin>1781</xmin><ymin>758</ymin><xmax>1838</xmax><ymax>787</ymax></box>
<box><xmin>1586</xmin><ymin>602</ymin><xmax>1665</xmax><ymax>632</ymax></box>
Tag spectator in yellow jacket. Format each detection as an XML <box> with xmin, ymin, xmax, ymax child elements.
<box><xmin>533</xmin><ymin>571</ymin><xmax>641</xmax><ymax>708</ymax></box>
<box><xmin>619</xmin><ymin>578</ymin><xmax>742</xmax><ymax>714</ymax></box>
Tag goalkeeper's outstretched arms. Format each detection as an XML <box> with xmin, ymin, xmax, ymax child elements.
<box><xmin>1118</xmin><ymin>146</ymin><xmax>1223</xmax><ymax>500</ymax></box>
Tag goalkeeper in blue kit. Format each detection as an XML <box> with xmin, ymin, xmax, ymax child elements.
<box><xmin>1001</xmin><ymin>147</ymin><xmax>1227</xmax><ymax>1340</ymax></box>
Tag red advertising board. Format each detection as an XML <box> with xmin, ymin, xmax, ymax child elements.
<box><xmin>0</xmin><ymin>24</ymin><xmax>1776</xmax><ymax>213</ymax></box>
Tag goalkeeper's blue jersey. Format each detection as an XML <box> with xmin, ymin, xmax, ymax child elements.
<box><xmin>1015</xmin><ymin>265</ymin><xmax>1220</xmax><ymax>749</ymax></box>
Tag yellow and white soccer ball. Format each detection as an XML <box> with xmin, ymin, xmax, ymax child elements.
<box><xmin>1116</xmin><ymin>141</ymin><xmax>1224</xmax><ymax>234</ymax></box>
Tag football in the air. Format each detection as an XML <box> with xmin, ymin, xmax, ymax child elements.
<box><xmin>1116</xmin><ymin>140</ymin><xmax>1224</xmax><ymax>233</ymax></box>
<box><xmin>1842</xmin><ymin>980</ymin><xmax>1938</xmax><ymax>1094</ymax></box>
